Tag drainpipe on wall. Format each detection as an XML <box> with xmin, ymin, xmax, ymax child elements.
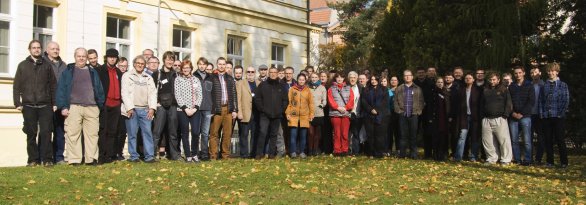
<box><xmin>306</xmin><ymin>0</ymin><xmax>311</xmax><ymax>67</ymax></box>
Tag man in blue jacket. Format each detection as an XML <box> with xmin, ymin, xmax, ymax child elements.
<box><xmin>56</xmin><ymin>47</ymin><xmax>105</xmax><ymax>166</ymax></box>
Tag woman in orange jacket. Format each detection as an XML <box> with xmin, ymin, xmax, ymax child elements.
<box><xmin>286</xmin><ymin>74</ymin><xmax>315</xmax><ymax>158</ymax></box>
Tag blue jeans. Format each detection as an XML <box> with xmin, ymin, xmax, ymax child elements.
<box><xmin>178</xmin><ymin>110</ymin><xmax>202</xmax><ymax>158</ymax></box>
<box><xmin>199</xmin><ymin>110</ymin><xmax>212</xmax><ymax>158</ymax></box>
<box><xmin>238</xmin><ymin>111</ymin><xmax>256</xmax><ymax>158</ymax></box>
<box><xmin>455</xmin><ymin>115</ymin><xmax>480</xmax><ymax>161</ymax></box>
<box><xmin>53</xmin><ymin>110</ymin><xmax>65</xmax><ymax>162</ymax></box>
<box><xmin>126</xmin><ymin>108</ymin><xmax>155</xmax><ymax>161</ymax></box>
<box><xmin>399</xmin><ymin>115</ymin><xmax>418</xmax><ymax>158</ymax></box>
<box><xmin>289</xmin><ymin>127</ymin><xmax>308</xmax><ymax>154</ymax></box>
<box><xmin>509</xmin><ymin>117</ymin><xmax>532</xmax><ymax>163</ymax></box>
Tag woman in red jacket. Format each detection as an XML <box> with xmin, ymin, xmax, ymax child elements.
<box><xmin>327</xmin><ymin>73</ymin><xmax>355</xmax><ymax>156</ymax></box>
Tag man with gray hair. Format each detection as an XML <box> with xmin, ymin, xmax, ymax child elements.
<box><xmin>42</xmin><ymin>41</ymin><xmax>67</xmax><ymax>164</ymax></box>
<box><xmin>56</xmin><ymin>48</ymin><xmax>105</xmax><ymax>165</ymax></box>
<box><xmin>347</xmin><ymin>71</ymin><xmax>363</xmax><ymax>155</ymax></box>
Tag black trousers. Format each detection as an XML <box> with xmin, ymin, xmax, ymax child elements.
<box><xmin>349</xmin><ymin>117</ymin><xmax>363</xmax><ymax>154</ymax></box>
<box><xmin>532</xmin><ymin>115</ymin><xmax>545</xmax><ymax>163</ymax></box>
<box><xmin>389</xmin><ymin>113</ymin><xmax>401</xmax><ymax>154</ymax></box>
<box><xmin>22</xmin><ymin>105</ymin><xmax>53</xmax><ymax>163</ymax></box>
<box><xmin>256</xmin><ymin>114</ymin><xmax>281</xmax><ymax>157</ymax></box>
<box><xmin>543</xmin><ymin>117</ymin><xmax>568</xmax><ymax>165</ymax></box>
<box><xmin>153</xmin><ymin>106</ymin><xmax>180</xmax><ymax>160</ymax></box>
<box><xmin>99</xmin><ymin>105</ymin><xmax>121</xmax><ymax>162</ymax></box>
<box><xmin>423</xmin><ymin>119</ymin><xmax>434</xmax><ymax>159</ymax></box>
<box><xmin>365</xmin><ymin>117</ymin><xmax>387</xmax><ymax>158</ymax></box>
<box><xmin>115</xmin><ymin>115</ymin><xmax>127</xmax><ymax>157</ymax></box>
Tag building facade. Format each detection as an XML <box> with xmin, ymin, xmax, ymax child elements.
<box><xmin>0</xmin><ymin>0</ymin><xmax>318</xmax><ymax>166</ymax></box>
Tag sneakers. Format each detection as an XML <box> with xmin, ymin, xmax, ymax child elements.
<box><xmin>43</xmin><ymin>161</ymin><xmax>54</xmax><ymax>167</ymax></box>
<box><xmin>290</xmin><ymin>153</ymin><xmax>298</xmax><ymax>158</ymax></box>
<box><xmin>144</xmin><ymin>159</ymin><xmax>156</xmax><ymax>163</ymax></box>
<box><xmin>299</xmin><ymin>153</ymin><xmax>307</xmax><ymax>159</ymax></box>
<box><xmin>186</xmin><ymin>157</ymin><xmax>193</xmax><ymax>163</ymax></box>
<box><xmin>56</xmin><ymin>160</ymin><xmax>67</xmax><ymax>165</ymax></box>
<box><xmin>192</xmin><ymin>156</ymin><xmax>200</xmax><ymax>163</ymax></box>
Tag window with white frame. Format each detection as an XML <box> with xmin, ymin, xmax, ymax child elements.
<box><xmin>271</xmin><ymin>44</ymin><xmax>285</xmax><ymax>69</ymax></box>
<box><xmin>0</xmin><ymin>1</ymin><xmax>8</xmax><ymax>14</ymax></box>
<box><xmin>0</xmin><ymin>0</ymin><xmax>9</xmax><ymax>74</ymax></box>
<box><xmin>227</xmin><ymin>35</ymin><xmax>244</xmax><ymax>66</ymax></box>
<box><xmin>106</xmin><ymin>16</ymin><xmax>131</xmax><ymax>59</ymax></box>
<box><xmin>33</xmin><ymin>4</ymin><xmax>54</xmax><ymax>49</ymax></box>
<box><xmin>172</xmin><ymin>27</ymin><xmax>191</xmax><ymax>61</ymax></box>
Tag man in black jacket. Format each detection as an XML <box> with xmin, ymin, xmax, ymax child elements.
<box><xmin>254</xmin><ymin>67</ymin><xmax>288</xmax><ymax>159</ymax></box>
<box><xmin>209</xmin><ymin>57</ymin><xmax>238</xmax><ymax>160</ymax></box>
<box><xmin>14</xmin><ymin>40</ymin><xmax>57</xmax><ymax>167</ymax></box>
<box><xmin>481</xmin><ymin>73</ymin><xmax>513</xmax><ymax>165</ymax></box>
<box><xmin>43</xmin><ymin>41</ymin><xmax>67</xmax><ymax>164</ymax></box>
<box><xmin>152</xmin><ymin>51</ymin><xmax>180</xmax><ymax>161</ymax></box>
<box><xmin>96</xmin><ymin>48</ymin><xmax>123</xmax><ymax>164</ymax></box>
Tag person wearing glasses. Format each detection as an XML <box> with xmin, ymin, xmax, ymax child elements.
<box><xmin>394</xmin><ymin>70</ymin><xmax>424</xmax><ymax>159</ymax></box>
<box><xmin>173</xmin><ymin>60</ymin><xmax>182</xmax><ymax>73</ymax></box>
<box><xmin>145</xmin><ymin>56</ymin><xmax>160</xmax><ymax>76</ymax></box>
<box><xmin>475</xmin><ymin>69</ymin><xmax>486</xmax><ymax>87</ymax></box>
<box><xmin>114</xmin><ymin>57</ymin><xmax>129</xmax><ymax>160</ymax></box>
<box><xmin>236</xmin><ymin>66</ymin><xmax>261</xmax><ymax>158</ymax></box>
<box><xmin>121</xmin><ymin>55</ymin><xmax>157</xmax><ymax>163</ymax></box>
<box><xmin>254</xmin><ymin>67</ymin><xmax>289</xmax><ymax>159</ymax></box>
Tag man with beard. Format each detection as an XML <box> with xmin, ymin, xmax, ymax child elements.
<box><xmin>14</xmin><ymin>40</ymin><xmax>57</xmax><ymax>166</ymax></box>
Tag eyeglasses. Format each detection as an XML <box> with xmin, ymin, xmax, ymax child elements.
<box><xmin>247</xmin><ymin>71</ymin><xmax>255</xmax><ymax>73</ymax></box>
<box><xmin>135</xmin><ymin>62</ymin><xmax>145</xmax><ymax>66</ymax></box>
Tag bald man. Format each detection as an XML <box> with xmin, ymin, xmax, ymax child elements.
<box><xmin>56</xmin><ymin>48</ymin><xmax>105</xmax><ymax>165</ymax></box>
<box><xmin>42</xmin><ymin>41</ymin><xmax>68</xmax><ymax>164</ymax></box>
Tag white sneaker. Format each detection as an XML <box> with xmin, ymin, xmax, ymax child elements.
<box><xmin>290</xmin><ymin>153</ymin><xmax>298</xmax><ymax>158</ymax></box>
<box><xmin>299</xmin><ymin>153</ymin><xmax>307</xmax><ymax>159</ymax></box>
<box><xmin>192</xmin><ymin>156</ymin><xmax>200</xmax><ymax>163</ymax></box>
<box><xmin>186</xmin><ymin>157</ymin><xmax>192</xmax><ymax>163</ymax></box>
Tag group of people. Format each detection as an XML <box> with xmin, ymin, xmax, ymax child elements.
<box><xmin>14</xmin><ymin>39</ymin><xmax>570</xmax><ymax>168</ymax></box>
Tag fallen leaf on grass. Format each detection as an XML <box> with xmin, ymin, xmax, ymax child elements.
<box><xmin>96</xmin><ymin>183</ymin><xmax>105</xmax><ymax>190</ymax></box>
<box><xmin>290</xmin><ymin>183</ymin><xmax>305</xmax><ymax>189</ymax></box>
<box><xmin>27</xmin><ymin>180</ymin><xmax>36</xmax><ymax>185</ymax></box>
<box><xmin>365</xmin><ymin>197</ymin><xmax>378</xmax><ymax>204</ymax></box>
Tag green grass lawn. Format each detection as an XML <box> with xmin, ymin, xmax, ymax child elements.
<box><xmin>1</xmin><ymin>155</ymin><xmax>584</xmax><ymax>204</ymax></box>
